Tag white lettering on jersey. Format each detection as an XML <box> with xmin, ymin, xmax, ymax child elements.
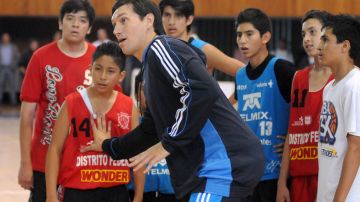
<box><xmin>83</xmin><ymin>69</ymin><xmax>92</xmax><ymax>86</ymax></box>
<box><xmin>242</xmin><ymin>92</ymin><xmax>261</xmax><ymax>111</ymax></box>
<box><xmin>41</xmin><ymin>65</ymin><xmax>63</xmax><ymax>145</ymax></box>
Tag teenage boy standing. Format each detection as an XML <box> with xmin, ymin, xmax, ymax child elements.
<box><xmin>317</xmin><ymin>14</ymin><xmax>360</xmax><ymax>202</ymax></box>
<box><xmin>234</xmin><ymin>8</ymin><xmax>296</xmax><ymax>202</ymax></box>
<box><xmin>18</xmin><ymin>1</ymin><xmax>96</xmax><ymax>201</ymax></box>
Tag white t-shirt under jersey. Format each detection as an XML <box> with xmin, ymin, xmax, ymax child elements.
<box><xmin>318</xmin><ymin>67</ymin><xmax>360</xmax><ymax>202</ymax></box>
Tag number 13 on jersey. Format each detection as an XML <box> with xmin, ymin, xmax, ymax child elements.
<box><xmin>259</xmin><ymin>121</ymin><xmax>272</xmax><ymax>136</ymax></box>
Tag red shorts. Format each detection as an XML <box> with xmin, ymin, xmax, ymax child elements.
<box><xmin>291</xmin><ymin>175</ymin><xmax>317</xmax><ymax>202</ymax></box>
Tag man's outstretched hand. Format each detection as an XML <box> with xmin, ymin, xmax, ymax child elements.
<box><xmin>81</xmin><ymin>113</ymin><xmax>170</xmax><ymax>174</ymax></box>
<box><xmin>81</xmin><ymin>113</ymin><xmax>111</xmax><ymax>153</ymax></box>
<box><xmin>129</xmin><ymin>142</ymin><xmax>170</xmax><ymax>173</ymax></box>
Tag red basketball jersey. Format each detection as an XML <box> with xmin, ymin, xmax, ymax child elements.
<box><xmin>59</xmin><ymin>90</ymin><xmax>133</xmax><ymax>189</ymax></box>
<box><xmin>288</xmin><ymin>67</ymin><xmax>333</xmax><ymax>176</ymax></box>
<box><xmin>20</xmin><ymin>42</ymin><xmax>96</xmax><ymax>172</ymax></box>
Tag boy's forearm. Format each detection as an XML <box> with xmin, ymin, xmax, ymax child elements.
<box><xmin>334</xmin><ymin>135</ymin><xmax>360</xmax><ymax>201</ymax></box>
<box><xmin>228</xmin><ymin>93</ymin><xmax>237</xmax><ymax>106</ymax></box>
<box><xmin>278</xmin><ymin>135</ymin><xmax>290</xmax><ymax>186</ymax></box>
<box><xmin>19</xmin><ymin>124</ymin><xmax>32</xmax><ymax>164</ymax></box>
<box><xmin>45</xmin><ymin>146</ymin><xmax>61</xmax><ymax>199</ymax></box>
<box><xmin>19</xmin><ymin>103</ymin><xmax>36</xmax><ymax>164</ymax></box>
<box><xmin>133</xmin><ymin>166</ymin><xmax>145</xmax><ymax>202</ymax></box>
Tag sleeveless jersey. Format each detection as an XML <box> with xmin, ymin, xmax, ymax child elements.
<box><xmin>235</xmin><ymin>57</ymin><xmax>289</xmax><ymax>180</ymax></box>
<box><xmin>127</xmin><ymin>158</ymin><xmax>174</xmax><ymax>193</ymax></box>
<box><xmin>20</xmin><ymin>42</ymin><xmax>95</xmax><ymax>172</ymax></box>
<box><xmin>127</xmin><ymin>117</ymin><xmax>174</xmax><ymax>194</ymax></box>
<box><xmin>288</xmin><ymin>67</ymin><xmax>333</xmax><ymax>176</ymax></box>
<box><xmin>59</xmin><ymin>89</ymin><xmax>133</xmax><ymax>189</ymax></box>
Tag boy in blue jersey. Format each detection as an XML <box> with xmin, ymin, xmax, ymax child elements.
<box><xmin>82</xmin><ymin>0</ymin><xmax>264</xmax><ymax>201</ymax></box>
<box><xmin>233</xmin><ymin>8</ymin><xmax>297</xmax><ymax>202</ymax></box>
<box><xmin>159</xmin><ymin>0</ymin><xmax>244</xmax><ymax>76</ymax></box>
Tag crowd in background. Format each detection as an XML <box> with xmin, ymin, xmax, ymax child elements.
<box><xmin>0</xmin><ymin>24</ymin><xmax>296</xmax><ymax>106</ymax></box>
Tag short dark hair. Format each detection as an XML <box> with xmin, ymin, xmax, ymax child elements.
<box><xmin>302</xmin><ymin>10</ymin><xmax>330</xmax><ymax>25</ymax></box>
<box><xmin>322</xmin><ymin>14</ymin><xmax>360</xmax><ymax>65</ymax></box>
<box><xmin>92</xmin><ymin>41</ymin><xmax>126</xmax><ymax>71</ymax></box>
<box><xmin>235</xmin><ymin>8</ymin><xmax>272</xmax><ymax>36</ymax></box>
<box><xmin>159</xmin><ymin>0</ymin><xmax>194</xmax><ymax>32</ymax></box>
<box><xmin>60</xmin><ymin>0</ymin><xmax>95</xmax><ymax>27</ymax></box>
<box><xmin>112</xmin><ymin>0</ymin><xmax>164</xmax><ymax>35</ymax></box>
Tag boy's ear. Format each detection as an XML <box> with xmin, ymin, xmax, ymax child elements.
<box><xmin>341</xmin><ymin>40</ymin><xmax>351</xmax><ymax>54</ymax></box>
<box><xmin>87</xmin><ymin>26</ymin><xmax>92</xmax><ymax>35</ymax></box>
<box><xmin>89</xmin><ymin>65</ymin><xmax>92</xmax><ymax>75</ymax></box>
<box><xmin>58</xmin><ymin>19</ymin><xmax>63</xmax><ymax>31</ymax></box>
<box><xmin>145</xmin><ymin>13</ymin><xmax>155</xmax><ymax>30</ymax></box>
<box><xmin>186</xmin><ymin>15</ymin><xmax>194</xmax><ymax>26</ymax></box>
<box><xmin>118</xmin><ymin>71</ymin><xmax>126</xmax><ymax>83</ymax></box>
<box><xmin>261</xmin><ymin>31</ymin><xmax>271</xmax><ymax>44</ymax></box>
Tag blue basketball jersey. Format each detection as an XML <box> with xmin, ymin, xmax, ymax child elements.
<box><xmin>235</xmin><ymin>57</ymin><xmax>289</xmax><ymax>181</ymax></box>
<box><xmin>127</xmin><ymin>118</ymin><xmax>174</xmax><ymax>194</ymax></box>
<box><xmin>153</xmin><ymin>159</ymin><xmax>175</xmax><ymax>194</ymax></box>
<box><xmin>127</xmin><ymin>159</ymin><xmax>174</xmax><ymax>193</ymax></box>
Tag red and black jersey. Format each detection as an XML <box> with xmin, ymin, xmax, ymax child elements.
<box><xmin>59</xmin><ymin>90</ymin><xmax>133</xmax><ymax>189</ymax></box>
<box><xmin>288</xmin><ymin>67</ymin><xmax>333</xmax><ymax>176</ymax></box>
<box><xmin>20</xmin><ymin>42</ymin><xmax>96</xmax><ymax>172</ymax></box>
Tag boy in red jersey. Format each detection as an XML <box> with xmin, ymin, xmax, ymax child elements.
<box><xmin>46</xmin><ymin>42</ymin><xmax>144</xmax><ymax>202</ymax></box>
<box><xmin>18</xmin><ymin>1</ymin><xmax>96</xmax><ymax>201</ymax></box>
<box><xmin>277</xmin><ymin>10</ymin><xmax>333</xmax><ymax>202</ymax></box>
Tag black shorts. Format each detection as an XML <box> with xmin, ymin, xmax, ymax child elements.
<box><xmin>29</xmin><ymin>171</ymin><xmax>46</xmax><ymax>202</ymax></box>
<box><xmin>62</xmin><ymin>185</ymin><xmax>129</xmax><ymax>202</ymax></box>
<box><xmin>251</xmin><ymin>179</ymin><xmax>278</xmax><ymax>202</ymax></box>
<box><xmin>128</xmin><ymin>189</ymin><xmax>179</xmax><ymax>202</ymax></box>
<box><xmin>129</xmin><ymin>190</ymin><xmax>158</xmax><ymax>202</ymax></box>
<box><xmin>157</xmin><ymin>192</ymin><xmax>179</xmax><ymax>202</ymax></box>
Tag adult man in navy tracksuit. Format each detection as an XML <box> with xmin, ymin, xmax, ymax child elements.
<box><xmin>82</xmin><ymin>0</ymin><xmax>264</xmax><ymax>201</ymax></box>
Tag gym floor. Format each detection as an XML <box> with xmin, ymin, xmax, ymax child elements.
<box><xmin>0</xmin><ymin>107</ymin><xmax>29</xmax><ymax>201</ymax></box>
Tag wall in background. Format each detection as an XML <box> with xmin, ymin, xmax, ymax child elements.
<box><xmin>0</xmin><ymin>0</ymin><xmax>359</xmax><ymax>17</ymax></box>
